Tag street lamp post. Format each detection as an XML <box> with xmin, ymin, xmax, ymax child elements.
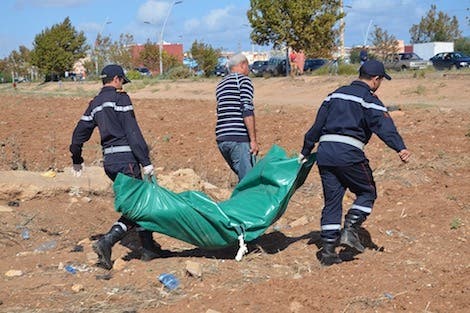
<box><xmin>94</xmin><ymin>18</ymin><xmax>112</xmax><ymax>75</ymax></box>
<box><xmin>159</xmin><ymin>0</ymin><xmax>182</xmax><ymax>75</ymax></box>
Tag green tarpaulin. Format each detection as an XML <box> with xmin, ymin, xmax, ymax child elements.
<box><xmin>114</xmin><ymin>145</ymin><xmax>315</xmax><ymax>259</ymax></box>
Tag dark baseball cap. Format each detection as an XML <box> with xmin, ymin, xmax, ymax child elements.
<box><xmin>100</xmin><ymin>64</ymin><xmax>131</xmax><ymax>84</ymax></box>
<box><xmin>360</xmin><ymin>60</ymin><xmax>391</xmax><ymax>80</ymax></box>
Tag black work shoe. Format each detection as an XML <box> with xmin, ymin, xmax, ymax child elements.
<box><xmin>319</xmin><ymin>243</ymin><xmax>342</xmax><ymax>266</ymax></box>
<box><xmin>141</xmin><ymin>247</ymin><xmax>172</xmax><ymax>261</ymax></box>
<box><xmin>340</xmin><ymin>228</ymin><xmax>365</xmax><ymax>253</ymax></box>
<box><xmin>93</xmin><ymin>238</ymin><xmax>113</xmax><ymax>270</ymax></box>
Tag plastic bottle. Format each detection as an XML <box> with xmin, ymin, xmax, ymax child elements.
<box><xmin>21</xmin><ymin>228</ymin><xmax>30</xmax><ymax>240</ymax></box>
<box><xmin>65</xmin><ymin>265</ymin><xmax>77</xmax><ymax>274</ymax></box>
<box><xmin>158</xmin><ymin>273</ymin><xmax>179</xmax><ymax>290</ymax></box>
<box><xmin>34</xmin><ymin>240</ymin><xmax>57</xmax><ymax>252</ymax></box>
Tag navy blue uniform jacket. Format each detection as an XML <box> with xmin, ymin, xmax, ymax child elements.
<box><xmin>70</xmin><ymin>86</ymin><xmax>151</xmax><ymax>166</ymax></box>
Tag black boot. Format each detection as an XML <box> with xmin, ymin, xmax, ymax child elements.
<box><xmin>92</xmin><ymin>224</ymin><xmax>126</xmax><ymax>270</ymax></box>
<box><xmin>138</xmin><ymin>229</ymin><xmax>168</xmax><ymax>261</ymax></box>
<box><xmin>340</xmin><ymin>212</ymin><xmax>366</xmax><ymax>253</ymax></box>
<box><xmin>320</xmin><ymin>238</ymin><xmax>342</xmax><ymax>266</ymax></box>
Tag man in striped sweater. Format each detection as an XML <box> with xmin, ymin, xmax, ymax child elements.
<box><xmin>215</xmin><ymin>53</ymin><xmax>259</xmax><ymax>182</ymax></box>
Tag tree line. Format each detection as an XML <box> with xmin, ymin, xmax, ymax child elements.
<box><xmin>0</xmin><ymin>2</ymin><xmax>468</xmax><ymax>82</ymax></box>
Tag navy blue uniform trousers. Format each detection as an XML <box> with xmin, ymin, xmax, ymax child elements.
<box><xmin>104</xmin><ymin>152</ymin><xmax>142</xmax><ymax>229</ymax></box>
<box><xmin>319</xmin><ymin>160</ymin><xmax>377</xmax><ymax>240</ymax></box>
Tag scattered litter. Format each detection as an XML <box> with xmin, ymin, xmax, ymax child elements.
<box><xmin>41</xmin><ymin>169</ymin><xmax>57</xmax><ymax>178</ymax></box>
<box><xmin>384</xmin><ymin>292</ymin><xmax>394</xmax><ymax>300</ymax></box>
<box><xmin>68</xmin><ymin>186</ymin><xmax>81</xmax><ymax>196</ymax></box>
<box><xmin>21</xmin><ymin>228</ymin><xmax>30</xmax><ymax>240</ymax></box>
<box><xmin>5</xmin><ymin>270</ymin><xmax>23</xmax><ymax>277</ymax></box>
<box><xmin>7</xmin><ymin>201</ymin><xmax>19</xmax><ymax>207</ymax></box>
<box><xmin>385</xmin><ymin>230</ymin><xmax>394</xmax><ymax>236</ymax></box>
<box><xmin>34</xmin><ymin>240</ymin><xmax>57</xmax><ymax>252</ymax></box>
<box><xmin>65</xmin><ymin>265</ymin><xmax>77</xmax><ymax>274</ymax></box>
<box><xmin>70</xmin><ymin>245</ymin><xmax>83</xmax><ymax>252</ymax></box>
<box><xmin>159</xmin><ymin>273</ymin><xmax>180</xmax><ymax>290</ymax></box>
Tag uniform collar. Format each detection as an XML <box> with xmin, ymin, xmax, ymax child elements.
<box><xmin>351</xmin><ymin>80</ymin><xmax>371</xmax><ymax>91</ymax></box>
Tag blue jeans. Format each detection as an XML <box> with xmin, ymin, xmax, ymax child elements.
<box><xmin>217</xmin><ymin>141</ymin><xmax>254</xmax><ymax>181</ymax></box>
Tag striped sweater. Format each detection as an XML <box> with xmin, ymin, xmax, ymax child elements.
<box><xmin>215</xmin><ymin>73</ymin><xmax>254</xmax><ymax>142</ymax></box>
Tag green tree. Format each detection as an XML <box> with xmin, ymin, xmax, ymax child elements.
<box><xmin>138</xmin><ymin>40</ymin><xmax>160</xmax><ymax>71</ymax></box>
<box><xmin>455</xmin><ymin>37</ymin><xmax>470</xmax><ymax>55</ymax></box>
<box><xmin>247</xmin><ymin>0</ymin><xmax>343</xmax><ymax>57</ymax></box>
<box><xmin>108</xmin><ymin>33</ymin><xmax>135</xmax><ymax>70</ymax></box>
<box><xmin>371</xmin><ymin>25</ymin><xmax>399</xmax><ymax>60</ymax></box>
<box><xmin>190</xmin><ymin>40</ymin><xmax>220</xmax><ymax>78</ymax></box>
<box><xmin>92</xmin><ymin>33</ymin><xmax>113</xmax><ymax>75</ymax></box>
<box><xmin>409</xmin><ymin>5</ymin><xmax>462</xmax><ymax>43</ymax></box>
<box><xmin>137</xmin><ymin>41</ymin><xmax>180</xmax><ymax>75</ymax></box>
<box><xmin>7</xmin><ymin>45</ymin><xmax>32</xmax><ymax>80</ymax></box>
<box><xmin>30</xmin><ymin>17</ymin><xmax>88</xmax><ymax>76</ymax></box>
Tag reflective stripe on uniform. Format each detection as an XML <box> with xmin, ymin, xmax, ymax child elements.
<box><xmin>321</xmin><ymin>224</ymin><xmax>342</xmax><ymax>231</ymax></box>
<box><xmin>80</xmin><ymin>102</ymin><xmax>134</xmax><ymax>121</ymax></box>
<box><xmin>319</xmin><ymin>134</ymin><xmax>365</xmax><ymax>150</ymax></box>
<box><xmin>103</xmin><ymin>145</ymin><xmax>132</xmax><ymax>154</ymax></box>
<box><xmin>351</xmin><ymin>204</ymin><xmax>372</xmax><ymax>214</ymax></box>
<box><xmin>325</xmin><ymin>93</ymin><xmax>388</xmax><ymax>112</ymax></box>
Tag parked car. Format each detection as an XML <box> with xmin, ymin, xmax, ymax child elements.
<box><xmin>214</xmin><ymin>64</ymin><xmax>229</xmax><ymax>76</ymax></box>
<box><xmin>250</xmin><ymin>60</ymin><xmax>268</xmax><ymax>76</ymax></box>
<box><xmin>430</xmin><ymin>52</ymin><xmax>470</xmax><ymax>70</ymax></box>
<box><xmin>214</xmin><ymin>57</ymin><xmax>229</xmax><ymax>77</ymax></box>
<box><xmin>264</xmin><ymin>57</ymin><xmax>287</xmax><ymax>77</ymax></box>
<box><xmin>134</xmin><ymin>67</ymin><xmax>152</xmax><ymax>77</ymax></box>
<box><xmin>384</xmin><ymin>52</ymin><xmax>430</xmax><ymax>71</ymax></box>
<box><xmin>303</xmin><ymin>58</ymin><xmax>328</xmax><ymax>72</ymax></box>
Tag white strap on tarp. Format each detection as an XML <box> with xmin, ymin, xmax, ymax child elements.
<box><xmin>235</xmin><ymin>234</ymin><xmax>248</xmax><ymax>261</ymax></box>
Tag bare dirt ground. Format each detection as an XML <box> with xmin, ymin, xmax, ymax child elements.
<box><xmin>0</xmin><ymin>71</ymin><xmax>469</xmax><ymax>313</ymax></box>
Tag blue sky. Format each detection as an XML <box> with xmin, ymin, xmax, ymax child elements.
<box><xmin>0</xmin><ymin>0</ymin><xmax>468</xmax><ymax>58</ymax></box>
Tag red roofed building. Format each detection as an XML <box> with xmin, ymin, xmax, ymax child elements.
<box><xmin>130</xmin><ymin>43</ymin><xmax>184</xmax><ymax>74</ymax></box>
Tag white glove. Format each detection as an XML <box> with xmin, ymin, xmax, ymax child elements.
<box><xmin>143</xmin><ymin>164</ymin><xmax>154</xmax><ymax>176</ymax></box>
<box><xmin>298</xmin><ymin>153</ymin><xmax>307</xmax><ymax>164</ymax></box>
<box><xmin>72</xmin><ymin>163</ymin><xmax>84</xmax><ymax>177</ymax></box>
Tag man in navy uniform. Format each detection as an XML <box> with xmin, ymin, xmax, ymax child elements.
<box><xmin>70</xmin><ymin>64</ymin><xmax>166</xmax><ymax>270</ymax></box>
<box><xmin>299</xmin><ymin>60</ymin><xmax>411</xmax><ymax>266</ymax></box>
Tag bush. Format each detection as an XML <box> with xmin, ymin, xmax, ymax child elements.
<box><xmin>164</xmin><ymin>66</ymin><xmax>197</xmax><ymax>80</ymax></box>
<box><xmin>126</xmin><ymin>70</ymin><xmax>144</xmax><ymax>81</ymax></box>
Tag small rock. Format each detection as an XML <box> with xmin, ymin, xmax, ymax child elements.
<box><xmin>289</xmin><ymin>301</ymin><xmax>303</xmax><ymax>313</ymax></box>
<box><xmin>86</xmin><ymin>252</ymin><xmax>98</xmax><ymax>264</ymax></box>
<box><xmin>206</xmin><ymin>310</ymin><xmax>221</xmax><ymax>313</ymax></box>
<box><xmin>290</xmin><ymin>216</ymin><xmax>309</xmax><ymax>227</ymax></box>
<box><xmin>71</xmin><ymin>284</ymin><xmax>85</xmax><ymax>293</ymax></box>
<box><xmin>113</xmin><ymin>258</ymin><xmax>127</xmax><ymax>271</ymax></box>
<box><xmin>293</xmin><ymin>273</ymin><xmax>302</xmax><ymax>279</ymax></box>
<box><xmin>186</xmin><ymin>260</ymin><xmax>203</xmax><ymax>278</ymax></box>
<box><xmin>0</xmin><ymin>205</ymin><xmax>13</xmax><ymax>213</ymax></box>
<box><xmin>81</xmin><ymin>196</ymin><xmax>92</xmax><ymax>203</ymax></box>
<box><xmin>5</xmin><ymin>270</ymin><xmax>23</xmax><ymax>277</ymax></box>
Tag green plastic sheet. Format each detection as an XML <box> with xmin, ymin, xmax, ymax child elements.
<box><xmin>114</xmin><ymin>145</ymin><xmax>315</xmax><ymax>250</ymax></box>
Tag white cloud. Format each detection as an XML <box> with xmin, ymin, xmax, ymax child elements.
<box><xmin>14</xmin><ymin>0</ymin><xmax>90</xmax><ymax>9</ymax></box>
<box><xmin>204</xmin><ymin>7</ymin><xmax>232</xmax><ymax>30</ymax></box>
<box><xmin>184</xmin><ymin>18</ymin><xmax>200</xmax><ymax>30</ymax></box>
<box><xmin>137</xmin><ymin>0</ymin><xmax>171</xmax><ymax>25</ymax></box>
